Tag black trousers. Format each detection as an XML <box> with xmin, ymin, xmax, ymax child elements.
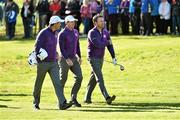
<box><xmin>159</xmin><ymin>19</ymin><xmax>169</xmax><ymax>34</ymax></box>
<box><xmin>142</xmin><ymin>13</ymin><xmax>152</xmax><ymax>35</ymax></box>
<box><xmin>7</xmin><ymin>22</ymin><xmax>16</xmax><ymax>39</ymax></box>
<box><xmin>151</xmin><ymin>15</ymin><xmax>161</xmax><ymax>34</ymax></box>
<box><xmin>130</xmin><ymin>12</ymin><xmax>141</xmax><ymax>35</ymax></box>
<box><xmin>120</xmin><ymin>13</ymin><xmax>129</xmax><ymax>34</ymax></box>
<box><xmin>109</xmin><ymin>14</ymin><xmax>119</xmax><ymax>35</ymax></box>
<box><xmin>22</xmin><ymin>17</ymin><xmax>32</xmax><ymax>38</ymax></box>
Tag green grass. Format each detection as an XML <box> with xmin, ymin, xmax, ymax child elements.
<box><xmin>0</xmin><ymin>35</ymin><xmax>180</xmax><ymax>120</ymax></box>
<box><xmin>0</xmin><ymin>1</ymin><xmax>180</xmax><ymax>119</ymax></box>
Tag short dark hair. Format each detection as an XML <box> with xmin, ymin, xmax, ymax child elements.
<box><xmin>50</xmin><ymin>23</ymin><xmax>55</xmax><ymax>27</ymax></box>
<box><xmin>92</xmin><ymin>14</ymin><xmax>103</xmax><ymax>24</ymax></box>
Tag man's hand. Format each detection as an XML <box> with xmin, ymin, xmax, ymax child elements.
<box><xmin>56</xmin><ymin>52</ymin><xmax>61</xmax><ymax>61</ymax></box>
<box><xmin>108</xmin><ymin>39</ymin><xmax>112</xmax><ymax>45</ymax></box>
<box><xmin>76</xmin><ymin>55</ymin><xmax>82</xmax><ymax>65</ymax></box>
<box><xmin>112</xmin><ymin>58</ymin><xmax>117</xmax><ymax>65</ymax></box>
<box><xmin>78</xmin><ymin>58</ymin><xmax>82</xmax><ymax>65</ymax></box>
<box><xmin>66</xmin><ymin>59</ymin><xmax>73</xmax><ymax>66</ymax></box>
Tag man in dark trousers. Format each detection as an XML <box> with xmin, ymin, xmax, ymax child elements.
<box><xmin>84</xmin><ymin>14</ymin><xmax>118</xmax><ymax>105</ymax></box>
<box><xmin>33</xmin><ymin>16</ymin><xmax>72</xmax><ymax>110</ymax></box>
<box><xmin>58</xmin><ymin>15</ymin><xmax>83</xmax><ymax>107</ymax></box>
<box><xmin>4</xmin><ymin>0</ymin><xmax>19</xmax><ymax>39</ymax></box>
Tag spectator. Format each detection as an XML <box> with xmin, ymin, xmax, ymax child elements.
<box><xmin>120</xmin><ymin>0</ymin><xmax>130</xmax><ymax>34</ymax></box>
<box><xmin>0</xmin><ymin>0</ymin><xmax>5</xmax><ymax>26</ymax></box>
<box><xmin>60</xmin><ymin>0</ymin><xmax>67</xmax><ymax>19</ymax></box>
<box><xmin>89</xmin><ymin>0</ymin><xmax>100</xmax><ymax>29</ymax></box>
<box><xmin>105</xmin><ymin>0</ymin><xmax>121</xmax><ymax>35</ymax></box>
<box><xmin>131</xmin><ymin>0</ymin><xmax>141</xmax><ymax>35</ymax></box>
<box><xmin>80</xmin><ymin>0</ymin><xmax>92</xmax><ymax>34</ymax></box>
<box><xmin>141</xmin><ymin>0</ymin><xmax>152</xmax><ymax>36</ymax></box>
<box><xmin>159</xmin><ymin>0</ymin><xmax>171</xmax><ymax>34</ymax></box>
<box><xmin>21</xmin><ymin>0</ymin><xmax>34</xmax><ymax>39</ymax></box>
<box><xmin>172</xmin><ymin>0</ymin><xmax>180</xmax><ymax>35</ymax></box>
<box><xmin>59</xmin><ymin>0</ymin><xmax>67</xmax><ymax>28</ymax></box>
<box><xmin>4</xmin><ymin>0</ymin><xmax>19</xmax><ymax>40</ymax></box>
<box><xmin>36</xmin><ymin>0</ymin><xmax>49</xmax><ymax>32</ymax></box>
<box><xmin>66</xmin><ymin>0</ymin><xmax>81</xmax><ymax>31</ymax></box>
<box><xmin>149</xmin><ymin>0</ymin><xmax>160</xmax><ymax>35</ymax></box>
<box><xmin>168</xmin><ymin>0</ymin><xmax>173</xmax><ymax>34</ymax></box>
<box><xmin>49</xmin><ymin>0</ymin><xmax>61</xmax><ymax>16</ymax></box>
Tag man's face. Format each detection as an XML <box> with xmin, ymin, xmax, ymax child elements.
<box><xmin>66</xmin><ymin>21</ymin><xmax>75</xmax><ymax>29</ymax></box>
<box><xmin>54</xmin><ymin>22</ymin><xmax>61</xmax><ymax>30</ymax></box>
<box><xmin>95</xmin><ymin>17</ymin><xmax>104</xmax><ymax>29</ymax></box>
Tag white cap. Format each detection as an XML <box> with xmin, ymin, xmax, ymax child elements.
<box><xmin>65</xmin><ymin>15</ymin><xmax>78</xmax><ymax>23</ymax></box>
<box><xmin>49</xmin><ymin>16</ymin><xmax>64</xmax><ymax>25</ymax></box>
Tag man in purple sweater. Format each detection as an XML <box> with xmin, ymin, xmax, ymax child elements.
<box><xmin>84</xmin><ymin>14</ymin><xmax>117</xmax><ymax>105</ymax></box>
<box><xmin>58</xmin><ymin>15</ymin><xmax>83</xmax><ymax>107</ymax></box>
<box><xmin>33</xmin><ymin>16</ymin><xmax>72</xmax><ymax>110</ymax></box>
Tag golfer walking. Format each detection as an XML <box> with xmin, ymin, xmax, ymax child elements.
<box><xmin>58</xmin><ymin>15</ymin><xmax>83</xmax><ymax>107</ymax></box>
<box><xmin>33</xmin><ymin>16</ymin><xmax>72</xmax><ymax>110</ymax></box>
<box><xmin>84</xmin><ymin>14</ymin><xmax>117</xmax><ymax>104</ymax></box>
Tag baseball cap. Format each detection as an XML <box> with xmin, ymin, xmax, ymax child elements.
<box><xmin>49</xmin><ymin>16</ymin><xmax>64</xmax><ymax>25</ymax></box>
<box><xmin>65</xmin><ymin>15</ymin><xmax>78</xmax><ymax>23</ymax></box>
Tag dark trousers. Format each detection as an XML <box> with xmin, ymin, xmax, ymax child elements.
<box><xmin>84</xmin><ymin>58</ymin><xmax>110</xmax><ymax>102</ymax></box>
<box><xmin>7</xmin><ymin>22</ymin><xmax>16</xmax><ymax>39</ymax></box>
<box><xmin>59</xmin><ymin>58</ymin><xmax>83</xmax><ymax>100</ymax></box>
<box><xmin>82</xmin><ymin>17</ymin><xmax>90</xmax><ymax>34</ymax></box>
<box><xmin>33</xmin><ymin>62</ymin><xmax>66</xmax><ymax>106</ymax></box>
<box><xmin>172</xmin><ymin>15</ymin><xmax>180</xmax><ymax>34</ymax></box>
<box><xmin>151</xmin><ymin>15</ymin><xmax>160</xmax><ymax>34</ymax></box>
<box><xmin>39</xmin><ymin>15</ymin><xmax>47</xmax><ymax>32</ymax></box>
<box><xmin>120</xmin><ymin>13</ymin><xmax>129</xmax><ymax>34</ymax></box>
<box><xmin>22</xmin><ymin>17</ymin><xmax>32</xmax><ymax>38</ymax></box>
<box><xmin>130</xmin><ymin>12</ymin><xmax>141</xmax><ymax>35</ymax></box>
<box><xmin>142</xmin><ymin>13</ymin><xmax>152</xmax><ymax>35</ymax></box>
<box><xmin>109</xmin><ymin>14</ymin><xmax>119</xmax><ymax>35</ymax></box>
<box><xmin>160</xmin><ymin>19</ymin><xmax>169</xmax><ymax>34</ymax></box>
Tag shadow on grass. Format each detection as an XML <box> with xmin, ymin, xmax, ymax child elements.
<box><xmin>73</xmin><ymin>102</ymin><xmax>180</xmax><ymax>112</ymax></box>
<box><xmin>0</xmin><ymin>105</ymin><xmax>8</xmax><ymax>108</ymax></box>
<box><xmin>0</xmin><ymin>105</ymin><xmax>20</xmax><ymax>109</ymax></box>
<box><xmin>112</xmin><ymin>102</ymin><xmax>180</xmax><ymax>108</ymax></box>
<box><xmin>0</xmin><ymin>93</ymin><xmax>31</xmax><ymax>96</ymax></box>
<box><xmin>0</xmin><ymin>98</ymin><xmax>12</xmax><ymax>101</ymax></box>
<box><xmin>31</xmin><ymin>102</ymin><xmax>180</xmax><ymax>112</ymax></box>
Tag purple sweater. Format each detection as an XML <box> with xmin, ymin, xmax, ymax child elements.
<box><xmin>58</xmin><ymin>27</ymin><xmax>81</xmax><ymax>59</ymax></box>
<box><xmin>35</xmin><ymin>27</ymin><xmax>58</xmax><ymax>62</ymax></box>
<box><xmin>88</xmin><ymin>27</ymin><xmax>115</xmax><ymax>59</ymax></box>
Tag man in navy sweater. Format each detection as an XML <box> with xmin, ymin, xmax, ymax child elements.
<box><xmin>58</xmin><ymin>15</ymin><xmax>83</xmax><ymax>107</ymax></box>
<box><xmin>33</xmin><ymin>16</ymin><xmax>72</xmax><ymax>110</ymax></box>
<box><xmin>84</xmin><ymin>14</ymin><xmax>117</xmax><ymax>105</ymax></box>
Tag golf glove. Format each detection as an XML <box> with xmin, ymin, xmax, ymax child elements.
<box><xmin>112</xmin><ymin>58</ymin><xmax>117</xmax><ymax>65</ymax></box>
<box><xmin>28</xmin><ymin>51</ymin><xmax>37</xmax><ymax>66</ymax></box>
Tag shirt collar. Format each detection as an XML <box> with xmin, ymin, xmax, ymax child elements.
<box><xmin>94</xmin><ymin>26</ymin><xmax>104</xmax><ymax>34</ymax></box>
<box><xmin>47</xmin><ymin>27</ymin><xmax>56</xmax><ymax>34</ymax></box>
<box><xmin>65</xmin><ymin>27</ymin><xmax>74</xmax><ymax>32</ymax></box>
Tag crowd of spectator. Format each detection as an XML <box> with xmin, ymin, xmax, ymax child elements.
<box><xmin>0</xmin><ymin>0</ymin><xmax>179</xmax><ymax>40</ymax></box>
